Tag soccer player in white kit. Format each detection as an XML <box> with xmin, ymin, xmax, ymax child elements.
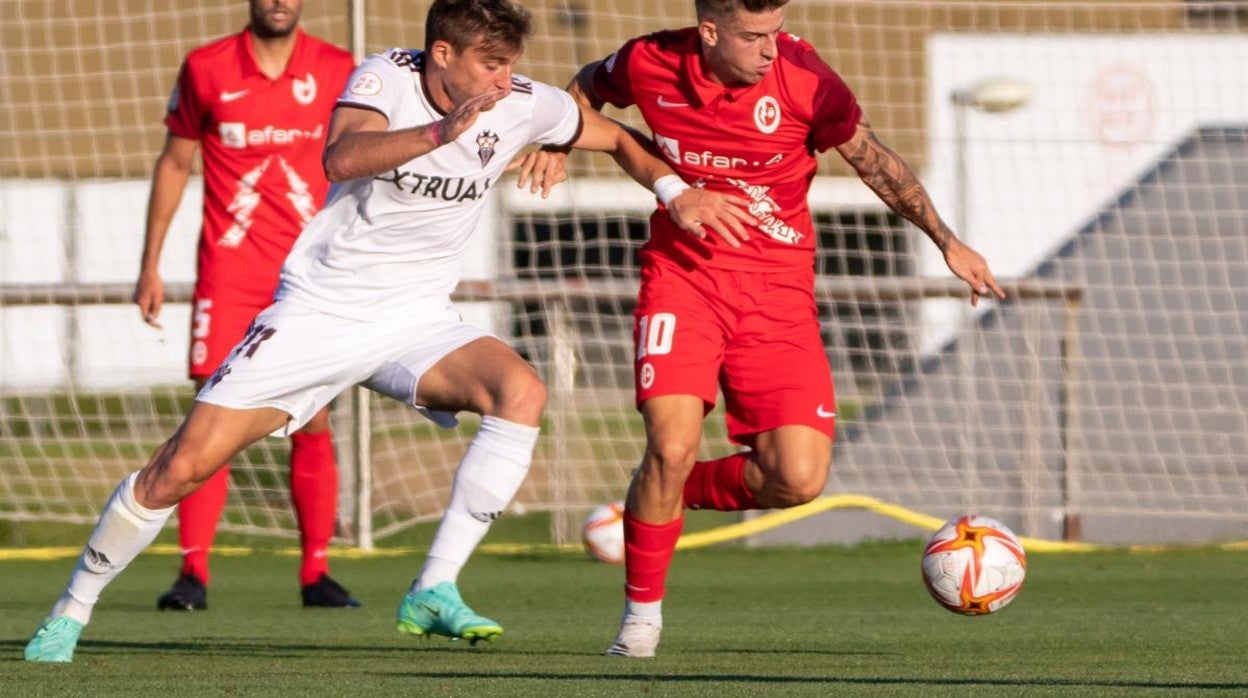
<box><xmin>24</xmin><ymin>0</ymin><xmax>755</xmax><ymax>662</ymax></box>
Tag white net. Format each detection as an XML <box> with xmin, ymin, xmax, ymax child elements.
<box><xmin>2</xmin><ymin>1</ymin><xmax>1246</xmax><ymax>545</ymax></box>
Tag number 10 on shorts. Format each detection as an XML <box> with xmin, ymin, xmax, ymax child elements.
<box><xmin>636</xmin><ymin>312</ymin><xmax>676</xmax><ymax>359</ymax></box>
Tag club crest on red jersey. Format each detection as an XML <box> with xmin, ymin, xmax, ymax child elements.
<box><xmin>293</xmin><ymin>72</ymin><xmax>317</xmax><ymax>105</ymax></box>
<box><xmin>476</xmin><ymin>130</ymin><xmax>499</xmax><ymax>166</ymax></box>
<box><xmin>754</xmin><ymin>95</ymin><xmax>781</xmax><ymax>134</ymax></box>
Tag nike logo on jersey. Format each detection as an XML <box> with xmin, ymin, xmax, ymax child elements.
<box><xmin>220</xmin><ymin>88</ymin><xmax>251</xmax><ymax>102</ymax></box>
<box><xmin>816</xmin><ymin>404</ymin><xmax>837</xmax><ymax>419</ymax></box>
<box><xmin>656</xmin><ymin>95</ymin><xmax>689</xmax><ymax>108</ymax></box>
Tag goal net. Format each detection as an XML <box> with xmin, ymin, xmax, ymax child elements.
<box><xmin>2</xmin><ymin>1</ymin><xmax>1246</xmax><ymax>546</ymax></box>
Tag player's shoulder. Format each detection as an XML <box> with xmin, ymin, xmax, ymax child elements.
<box><xmin>776</xmin><ymin>32</ymin><xmax>838</xmax><ymax>77</ymax></box>
<box><xmin>366</xmin><ymin>47</ymin><xmax>425</xmax><ymax>74</ymax></box>
<box><xmin>605</xmin><ymin>27</ymin><xmax>693</xmax><ymax>79</ymax></box>
<box><xmin>629</xmin><ymin>27</ymin><xmax>697</xmax><ymax>60</ymax></box>
<box><xmin>503</xmin><ymin>74</ymin><xmax>567</xmax><ymax>111</ymax></box>
<box><xmin>509</xmin><ymin>74</ymin><xmax>537</xmax><ymax>97</ymax></box>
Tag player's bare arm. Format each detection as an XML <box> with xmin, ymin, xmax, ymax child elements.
<box><xmin>322</xmin><ymin>88</ymin><xmax>506</xmax><ymax>183</ymax></box>
<box><xmin>135</xmin><ymin>133</ymin><xmax>198</xmax><ymax>328</ymax></box>
<box><xmin>514</xmin><ymin>61</ymin><xmax>757</xmax><ymax>246</ymax></box>
<box><xmin>837</xmin><ymin>120</ymin><xmax>1006</xmax><ymax>305</ymax></box>
<box><xmin>509</xmin><ymin>61</ymin><xmax>604</xmax><ymax>198</ymax></box>
<box><xmin>577</xmin><ymin>106</ymin><xmax>757</xmax><ymax>245</ymax></box>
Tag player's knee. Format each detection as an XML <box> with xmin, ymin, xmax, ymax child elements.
<box><xmin>493</xmin><ymin>370</ymin><xmax>547</xmax><ymax>425</ymax></box>
<box><xmin>142</xmin><ymin>440</ymin><xmax>216</xmax><ymax>507</ymax></box>
<box><xmin>144</xmin><ymin>434</ymin><xmax>230</xmax><ymax>504</ymax></box>
<box><xmin>768</xmin><ymin>460</ymin><xmax>829</xmax><ymax>508</ymax></box>
<box><xmin>642</xmin><ymin>441</ymin><xmax>699</xmax><ymax>483</ymax></box>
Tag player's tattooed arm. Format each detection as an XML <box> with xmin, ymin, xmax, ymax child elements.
<box><xmin>837</xmin><ymin>120</ymin><xmax>1005</xmax><ymax>305</ymax></box>
<box><xmin>837</xmin><ymin>120</ymin><xmax>954</xmax><ymax>251</ymax></box>
<box><xmin>322</xmin><ymin>89</ymin><xmax>505</xmax><ymax>182</ymax></box>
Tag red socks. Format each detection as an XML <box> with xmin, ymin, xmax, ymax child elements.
<box><xmin>682</xmin><ymin>453</ymin><xmax>761</xmax><ymax>511</ymax></box>
<box><xmin>623</xmin><ymin>511</ymin><xmax>683</xmax><ymax>603</ymax></box>
<box><xmin>176</xmin><ymin>466</ymin><xmax>229</xmax><ymax>585</ymax></box>
<box><xmin>174</xmin><ymin>430</ymin><xmax>339</xmax><ymax>588</ymax></box>
<box><xmin>289</xmin><ymin>429</ymin><xmax>338</xmax><ymax>586</ymax></box>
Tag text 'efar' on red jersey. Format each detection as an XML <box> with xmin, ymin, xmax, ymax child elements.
<box><xmin>165</xmin><ymin>28</ymin><xmax>354</xmax><ymax>303</ymax></box>
<box><xmin>590</xmin><ymin>28</ymin><xmax>862</xmax><ymax>273</ymax></box>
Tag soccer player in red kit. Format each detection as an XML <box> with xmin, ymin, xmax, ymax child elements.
<box><xmin>564</xmin><ymin>0</ymin><xmax>1006</xmax><ymax>656</ymax></box>
<box><xmin>133</xmin><ymin>0</ymin><xmax>358</xmax><ymax>610</ymax></box>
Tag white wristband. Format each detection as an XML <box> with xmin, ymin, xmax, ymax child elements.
<box><xmin>653</xmin><ymin>174</ymin><xmax>690</xmax><ymax>207</ymax></box>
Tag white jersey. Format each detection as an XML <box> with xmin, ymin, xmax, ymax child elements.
<box><xmin>276</xmin><ymin>49</ymin><xmax>582</xmax><ymax>320</ymax></box>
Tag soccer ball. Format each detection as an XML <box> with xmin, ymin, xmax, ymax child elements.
<box><xmin>920</xmin><ymin>515</ymin><xmax>1027</xmax><ymax>615</ymax></box>
<box><xmin>581</xmin><ymin>501</ymin><xmax>625</xmax><ymax>564</ymax></box>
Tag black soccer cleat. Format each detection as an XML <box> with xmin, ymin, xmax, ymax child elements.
<box><xmin>157</xmin><ymin>573</ymin><xmax>208</xmax><ymax>611</ymax></box>
<box><xmin>302</xmin><ymin>574</ymin><xmax>361</xmax><ymax>608</ymax></box>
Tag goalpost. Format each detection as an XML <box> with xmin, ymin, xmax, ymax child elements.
<box><xmin>2</xmin><ymin>1</ymin><xmax>1247</xmax><ymax>547</ymax></box>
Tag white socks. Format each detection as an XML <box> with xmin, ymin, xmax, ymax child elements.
<box><xmin>624</xmin><ymin>599</ymin><xmax>663</xmax><ymax>626</ymax></box>
<box><xmin>51</xmin><ymin>472</ymin><xmax>174</xmax><ymax>624</ymax></box>
<box><xmin>414</xmin><ymin>416</ymin><xmax>539</xmax><ymax>592</ymax></box>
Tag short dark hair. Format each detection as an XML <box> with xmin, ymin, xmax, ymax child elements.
<box><xmin>694</xmin><ymin>0</ymin><xmax>790</xmax><ymax>20</ymax></box>
<box><xmin>424</xmin><ymin>0</ymin><xmax>532</xmax><ymax>55</ymax></box>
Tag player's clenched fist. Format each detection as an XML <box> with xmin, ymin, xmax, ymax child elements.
<box><xmin>666</xmin><ymin>189</ymin><xmax>758</xmax><ymax>249</ymax></box>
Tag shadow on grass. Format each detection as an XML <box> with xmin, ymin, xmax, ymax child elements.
<box><xmin>0</xmin><ymin>638</ymin><xmax>610</xmax><ymax>659</ymax></box>
<box><xmin>379</xmin><ymin>671</ymin><xmax>1248</xmax><ymax>690</ymax></box>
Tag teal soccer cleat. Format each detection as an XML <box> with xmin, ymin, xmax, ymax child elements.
<box><xmin>24</xmin><ymin>616</ymin><xmax>85</xmax><ymax>663</ymax></box>
<box><xmin>396</xmin><ymin>582</ymin><xmax>502</xmax><ymax>645</ymax></box>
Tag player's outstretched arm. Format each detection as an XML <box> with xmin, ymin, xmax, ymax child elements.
<box><xmin>836</xmin><ymin>120</ymin><xmax>1005</xmax><ymax>306</ymax></box>
<box><xmin>510</xmin><ymin>60</ymin><xmax>605</xmax><ymax>199</ymax></box>
<box><xmin>571</xmin><ymin>108</ymin><xmax>756</xmax><ymax>245</ymax></box>
<box><xmin>322</xmin><ymin>88</ymin><xmax>506</xmax><ymax>183</ymax></box>
<box><xmin>135</xmin><ymin>133</ymin><xmax>197</xmax><ymax>328</ymax></box>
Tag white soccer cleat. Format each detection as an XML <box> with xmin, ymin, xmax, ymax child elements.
<box><xmin>605</xmin><ymin>617</ymin><xmax>662</xmax><ymax>657</ymax></box>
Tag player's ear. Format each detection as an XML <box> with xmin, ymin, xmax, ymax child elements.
<box><xmin>429</xmin><ymin>39</ymin><xmax>454</xmax><ymax>69</ymax></box>
<box><xmin>698</xmin><ymin>19</ymin><xmax>718</xmax><ymax>47</ymax></box>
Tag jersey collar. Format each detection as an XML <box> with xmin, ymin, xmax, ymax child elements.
<box><xmin>238</xmin><ymin>26</ymin><xmax>308</xmax><ymax>80</ymax></box>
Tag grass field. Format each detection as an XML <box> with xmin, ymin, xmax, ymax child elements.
<box><xmin>2</xmin><ymin>535</ymin><xmax>1246</xmax><ymax>696</ymax></box>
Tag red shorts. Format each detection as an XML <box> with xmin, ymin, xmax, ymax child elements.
<box><xmin>188</xmin><ymin>291</ymin><xmax>269</xmax><ymax>379</ymax></box>
<box><xmin>632</xmin><ymin>255</ymin><xmax>836</xmax><ymax>445</ymax></box>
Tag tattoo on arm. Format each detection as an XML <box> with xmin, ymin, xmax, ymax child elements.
<box><xmin>843</xmin><ymin>126</ymin><xmax>955</xmax><ymax>252</ymax></box>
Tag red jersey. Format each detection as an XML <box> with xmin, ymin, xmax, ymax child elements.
<box><xmin>165</xmin><ymin>28</ymin><xmax>354</xmax><ymax>301</ymax></box>
<box><xmin>591</xmin><ymin>28</ymin><xmax>861</xmax><ymax>272</ymax></box>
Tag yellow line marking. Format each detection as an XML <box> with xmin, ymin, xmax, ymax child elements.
<box><xmin>674</xmin><ymin>494</ymin><xmax>1103</xmax><ymax>552</ymax></box>
<box><xmin>2</xmin><ymin>495</ymin><xmax>1244</xmax><ymax>561</ymax></box>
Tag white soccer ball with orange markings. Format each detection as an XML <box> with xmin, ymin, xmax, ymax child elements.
<box><xmin>921</xmin><ymin>515</ymin><xmax>1027</xmax><ymax>615</ymax></box>
<box><xmin>581</xmin><ymin>501</ymin><xmax>626</xmax><ymax>564</ymax></box>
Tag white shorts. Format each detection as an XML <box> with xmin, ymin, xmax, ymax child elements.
<box><xmin>196</xmin><ymin>298</ymin><xmax>492</xmax><ymax>435</ymax></box>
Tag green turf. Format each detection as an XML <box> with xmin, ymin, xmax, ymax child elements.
<box><xmin>2</xmin><ymin>542</ymin><xmax>1245</xmax><ymax>695</ymax></box>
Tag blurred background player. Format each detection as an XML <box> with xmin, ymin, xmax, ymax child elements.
<box><xmin>563</xmin><ymin>0</ymin><xmax>1006</xmax><ymax>656</ymax></box>
<box><xmin>25</xmin><ymin>0</ymin><xmax>752</xmax><ymax>663</ymax></box>
<box><xmin>133</xmin><ymin>0</ymin><xmax>358</xmax><ymax>610</ymax></box>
